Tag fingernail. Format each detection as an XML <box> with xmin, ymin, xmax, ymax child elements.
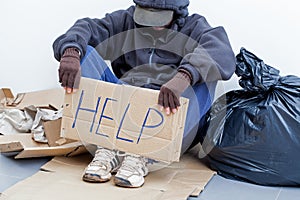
<box><xmin>166</xmin><ymin>108</ymin><xmax>170</xmax><ymax>115</ymax></box>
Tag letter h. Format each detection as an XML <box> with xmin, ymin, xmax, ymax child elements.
<box><xmin>72</xmin><ymin>90</ymin><xmax>101</xmax><ymax>133</ymax></box>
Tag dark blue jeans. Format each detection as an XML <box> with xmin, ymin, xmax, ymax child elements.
<box><xmin>80</xmin><ymin>46</ymin><xmax>215</xmax><ymax>154</ymax></box>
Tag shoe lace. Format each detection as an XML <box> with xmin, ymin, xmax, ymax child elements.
<box><xmin>90</xmin><ymin>148</ymin><xmax>116</xmax><ymax>166</ymax></box>
<box><xmin>120</xmin><ymin>155</ymin><xmax>145</xmax><ymax>173</ymax></box>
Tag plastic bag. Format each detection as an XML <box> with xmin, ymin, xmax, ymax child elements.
<box><xmin>200</xmin><ymin>47</ymin><xmax>300</xmax><ymax>186</ymax></box>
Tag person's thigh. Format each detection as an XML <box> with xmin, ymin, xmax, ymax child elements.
<box><xmin>180</xmin><ymin>82</ymin><xmax>216</xmax><ymax>153</ymax></box>
<box><xmin>80</xmin><ymin>45</ymin><xmax>121</xmax><ymax>84</ymax></box>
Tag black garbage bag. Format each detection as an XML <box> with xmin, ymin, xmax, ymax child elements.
<box><xmin>200</xmin><ymin>47</ymin><xmax>300</xmax><ymax>186</ymax></box>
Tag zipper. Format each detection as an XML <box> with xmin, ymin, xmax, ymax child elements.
<box><xmin>149</xmin><ymin>40</ymin><xmax>156</xmax><ymax>66</ymax></box>
<box><xmin>149</xmin><ymin>48</ymin><xmax>154</xmax><ymax>66</ymax></box>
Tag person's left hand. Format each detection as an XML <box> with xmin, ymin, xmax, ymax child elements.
<box><xmin>158</xmin><ymin>70</ymin><xmax>191</xmax><ymax>115</ymax></box>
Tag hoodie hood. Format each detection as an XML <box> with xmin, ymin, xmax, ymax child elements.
<box><xmin>133</xmin><ymin>0</ymin><xmax>190</xmax><ymax>27</ymax></box>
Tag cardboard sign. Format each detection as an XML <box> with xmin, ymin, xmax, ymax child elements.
<box><xmin>62</xmin><ymin>77</ymin><xmax>189</xmax><ymax>162</ymax></box>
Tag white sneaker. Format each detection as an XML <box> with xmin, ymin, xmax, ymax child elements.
<box><xmin>114</xmin><ymin>154</ymin><xmax>148</xmax><ymax>188</ymax></box>
<box><xmin>82</xmin><ymin>147</ymin><xmax>122</xmax><ymax>183</ymax></box>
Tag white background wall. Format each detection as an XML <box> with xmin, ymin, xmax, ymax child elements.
<box><xmin>0</xmin><ymin>0</ymin><xmax>299</xmax><ymax>94</ymax></box>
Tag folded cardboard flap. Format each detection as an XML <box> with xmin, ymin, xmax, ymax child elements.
<box><xmin>43</xmin><ymin>118</ymin><xmax>77</xmax><ymax>147</ymax></box>
<box><xmin>1</xmin><ymin>88</ymin><xmax>14</xmax><ymax>99</ymax></box>
<box><xmin>0</xmin><ymin>134</ymin><xmax>86</xmax><ymax>159</ymax></box>
<box><xmin>0</xmin><ymin>88</ymin><xmax>15</xmax><ymax>106</ymax></box>
<box><xmin>62</xmin><ymin>78</ymin><xmax>189</xmax><ymax>163</ymax></box>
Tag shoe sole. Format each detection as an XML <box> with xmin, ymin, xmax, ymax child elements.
<box><xmin>114</xmin><ymin>177</ymin><xmax>144</xmax><ymax>188</ymax></box>
<box><xmin>82</xmin><ymin>173</ymin><xmax>110</xmax><ymax>183</ymax></box>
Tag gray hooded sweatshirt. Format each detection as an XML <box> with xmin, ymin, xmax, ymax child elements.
<box><xmin>53</xmin><ymin>0</ymin><xmax>236</xmax><ymax>89</ymax></box>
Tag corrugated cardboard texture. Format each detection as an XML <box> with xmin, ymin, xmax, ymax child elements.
<box><xmin>62</xmin><ymin>78</ymin><xmax>189</xmax><ymax>163</ymax></box>
<box><xmin>0</xmin><ymin>147</ymin><xmax>215</xmax><ymax>200</ymax></box>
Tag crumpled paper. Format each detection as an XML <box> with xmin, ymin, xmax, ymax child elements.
<box><xmin>0</xmin><ymin>105</ymin><xmax>62</xmax><ymax>143</ymax></box>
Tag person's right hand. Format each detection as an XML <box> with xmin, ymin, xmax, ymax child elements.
<box><xmin>58</xmin><ymin>48</ymin><xmax>81</xmax><ymax>93</ymax></box>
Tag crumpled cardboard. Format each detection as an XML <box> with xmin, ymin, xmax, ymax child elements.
<box><xmin>0</xmin><ymin>105</ymin><xmax>63</xmax><ymax>143</ymax></box>
<box><xmin>0</xmin><ymin>146</ymin><xmax>215</xmax><ymax>200</ymax></box>
<box><xmin>0</xmin><ymin>108</ymin><xmax>33</xmax><ymax>135</ymax></box>
<box><xmin>0</xmin><ymin>87</ymin><xmax>86</xmax><ymax>158</ymax></box>
<box><xmin>62</xmin><ymin>77</ymin><xmax>189</xmax><ymax>163</ymax></box>
<box><xmin>0</xmin><ymin>87</ymin><xmax>64</xmax><ymax>138</ymax></box>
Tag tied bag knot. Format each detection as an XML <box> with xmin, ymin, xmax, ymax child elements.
<box><xmin>235</xmin><ymin>48</ymin><xmax>280</xmax><ymax>92</ymax></box>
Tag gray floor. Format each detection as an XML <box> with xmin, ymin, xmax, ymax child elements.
<box><xmin>189</xmin><ymin>175</ymin><xmax>300</xmax><ymax>200</ymax></box>
<box><xmin>0</xmin><ymin>153</ymin><xmax>50</xmax><ymax>193</ymax></box>
<box><xmin>1</xmin><ymin>153</ymin><xmax>299</xmax><ymax>200</ymax></box>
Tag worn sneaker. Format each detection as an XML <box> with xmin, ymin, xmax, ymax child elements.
<box><xmin>82</xmin><ymin>147</ymin><xmax>122</xmax><ymax>183</ymax></box>
<box><xmin>114</xmin><ymin>154</ymin><xmax>148</xmax><ymax>188</ymax></box>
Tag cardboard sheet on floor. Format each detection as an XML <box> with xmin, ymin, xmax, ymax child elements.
<box><xmin>0</xmin><ymin>147</ymin><xmax>215</xmax><ymax>200</ymax></box>
<box><xmin>0</xmin><ymin>134</ymin><xmax>86</xmax><ymax>159</ymax></box>
<box><xmin>62</xmin><ymin>78</ymin><xmax>189</xmax><ymax>163</ymax></box>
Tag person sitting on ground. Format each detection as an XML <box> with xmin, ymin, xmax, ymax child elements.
<box><xmin>52</xmin><ymin>0</ymin><xmax>236</xmax><ymax>188</ymax></box>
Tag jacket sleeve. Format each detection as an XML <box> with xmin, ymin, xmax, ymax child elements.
<box><xmin>52</xmin><ymin>7</ymin><xmax>133</xmax><ymax>61</ymax></box>
<box><xmin>179</xmin><ymin>17</ymin><xmax>236</xmax><ymax>85</ymax></box>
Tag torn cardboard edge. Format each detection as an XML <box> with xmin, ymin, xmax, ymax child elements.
<box><xmin>62</xmin><ymin>78</ymin><xmax>189</xmax><ymax>163</ymax></box>
<box><xmin>1</xmin><ymin>145</ymin><xmax>215</xmax><ymax>200</ymax></box>
<box><xmin>0</xmin><ymin>134</ymin><xmax>86</xmax><ymax>159</ymax></box>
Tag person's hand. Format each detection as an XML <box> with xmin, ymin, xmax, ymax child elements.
<box><xmin>158</xmin><ymin>70</ymin><xmax>191</xmax><ymax>115</ymax></box>
<box><xmin>58</xmin><ymin>48</ymin><xmax>81</xmax><ymax>93</ymax></box>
